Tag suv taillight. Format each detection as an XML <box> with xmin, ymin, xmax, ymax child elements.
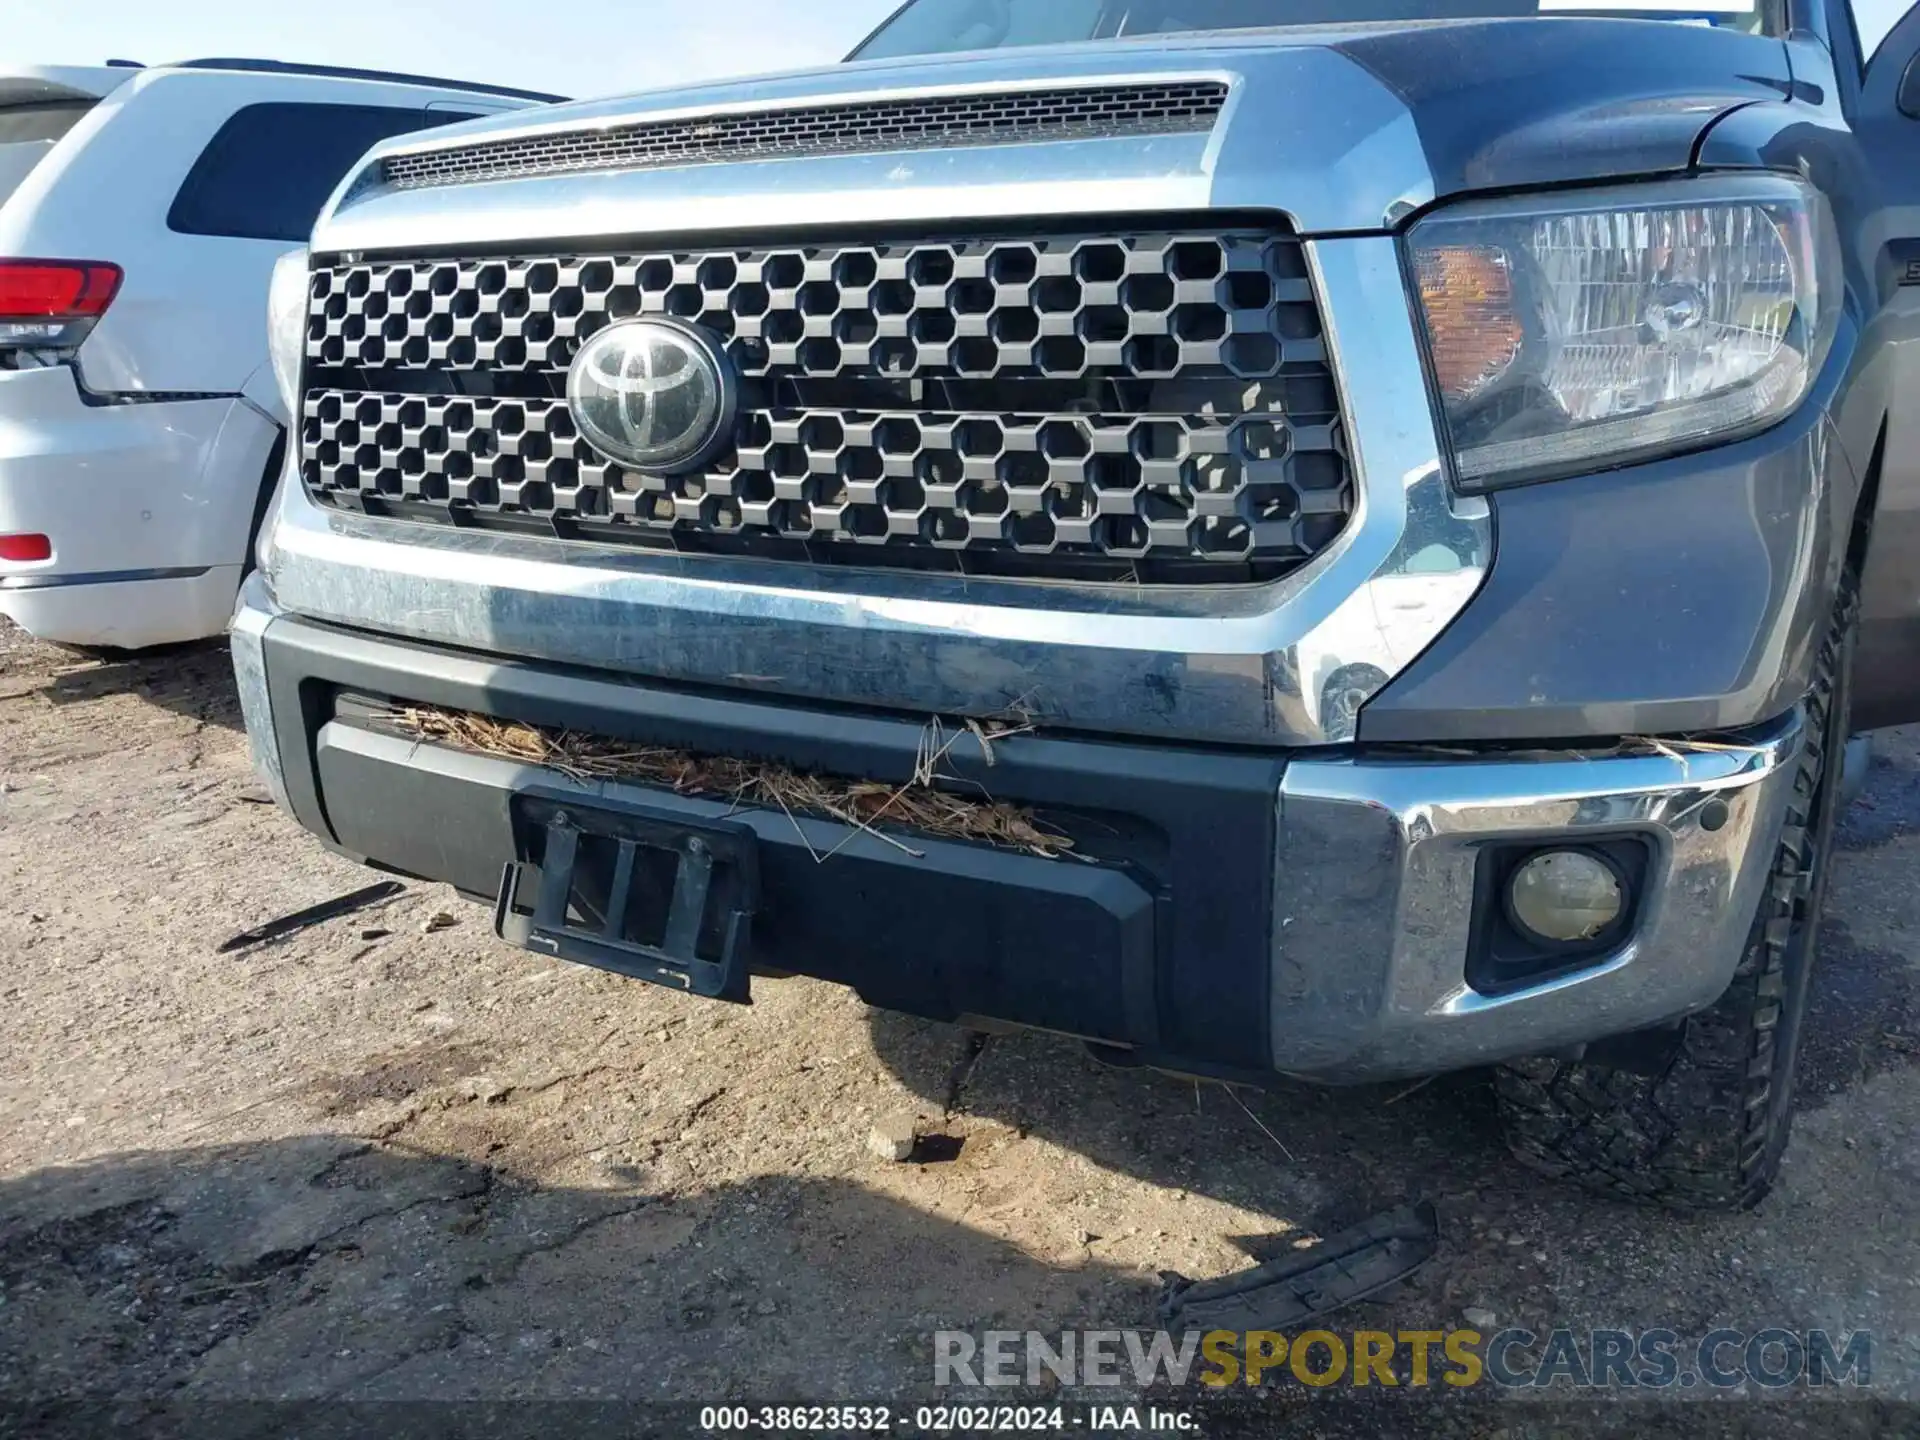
<box><xmin>0</xmin><ymin>260</ymin><xmax>122</xmax><ymax>349</ymax></box>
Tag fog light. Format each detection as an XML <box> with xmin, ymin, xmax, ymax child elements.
<box><xmin>1506</xmin><ymin>850</ymin><xmax>1625</xmax><ymax>947</ymax></box>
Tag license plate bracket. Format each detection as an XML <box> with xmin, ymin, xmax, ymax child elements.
<box><xmin>494</xmin><ymin>793</ymin><xmax>758</xmax><ymax>1003</ymax></box>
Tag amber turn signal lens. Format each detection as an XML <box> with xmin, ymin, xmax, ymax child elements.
<box><xmin>1414</xmin><ymin>243</ymin><xmax>1523</xmax><ymax>401</ymax></box>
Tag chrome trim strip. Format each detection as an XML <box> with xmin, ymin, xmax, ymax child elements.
<box><xmin>1295</xmin><ymin>239</ymin><xmax>1489</xmax><ymax>739</ymax></box>
<box><xmin>1272</xmin><ymin>713</ymin><xmax>1803</xmax><ymax>1080</ymax></box>
<box><xmin>0</xmin><ymin>564</ymin><xmax>212</xmax><ymax>591</ymax></box>
<box><xmin>229</xmin><ymin>572</ymin><xmax>291</xmax><ymax>812</ymax></box>
<box><xmin>263</xmin><ymin>236</ymin><xmax>1486</xmax><ymax>746</ymax></box>
<box><xmin>325</xmin><ymin>134</ymin><xmax>1220</xmax><ymax>256</ymax></box>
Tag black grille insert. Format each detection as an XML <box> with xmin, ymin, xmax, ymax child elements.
<box><xmin>379</xmin><ymin>82</ymin><xmax>1230</xmax><ymax>189</ymax></box>
<box><xmin>300</xmin><ymin>227</ymin><xmax>1353</xmax><ymax>584</ymax></box>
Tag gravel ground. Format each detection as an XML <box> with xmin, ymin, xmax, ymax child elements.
<box><xmin>0</xmin><ymin>624</ymin><xmax>1916</xmax><ymax>1437</ymax></box>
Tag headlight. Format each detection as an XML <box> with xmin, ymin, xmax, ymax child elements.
<box><xmin>1407</xmin><ymin>175</ymin><xmax>1840</xmax><ymax>490</ymax></box>
<box><xmin>267</xmin><ymin>246</ymin><xmax>311</xmax><ymax>420</ymax></box>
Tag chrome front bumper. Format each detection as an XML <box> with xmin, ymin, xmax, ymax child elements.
<box><xmin>1269</xmin><ymin>716</ymin><xmax>1803</xmax><ymax>1079</ymax></box>
<box><xmin>231</xmin><ymin>572</ymin><xmax>1799</xmax><ymax>1082</ymax></box>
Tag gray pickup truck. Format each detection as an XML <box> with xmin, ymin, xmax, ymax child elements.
<box><xmin>234</xmin><ymin>0</ymin><xmax>1920</xmax><ymax>1210</ymax></box>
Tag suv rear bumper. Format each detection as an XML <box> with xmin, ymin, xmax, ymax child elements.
<box><xmin>0</xmin><ymin>366</ymin><xmax>280</xmax><ymax>647</ymax></box>
<box><xmin>233</xmin><ymin>572</ymin><xmax>1802</xmax><ymax>1083</ymax></box>
<box><xmin>2</xmin><ymin>565</ymin><xmax>243</xmax><ymax>650</ymax></box>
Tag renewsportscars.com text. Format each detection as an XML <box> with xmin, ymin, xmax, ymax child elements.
<box><xmin>934</xmin><ymin>1327</ymin><xmax>1872</xmax><ymax>1390</ymax></box>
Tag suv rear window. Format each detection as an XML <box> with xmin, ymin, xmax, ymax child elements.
<box><xmin>0</xmin><ymin>101</ymin><xmax>95</xmax><ymax>206</ymax></box>
<box><xmin>168</xmin><ymin>102</ymin><xmax>479</xmax><ymax>243</ymax></box>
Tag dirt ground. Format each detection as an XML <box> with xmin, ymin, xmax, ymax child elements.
<box><xmin>1</xmin><ymin>622</ymin><xmax>1917</xmax><ymax>1437</ymax></box>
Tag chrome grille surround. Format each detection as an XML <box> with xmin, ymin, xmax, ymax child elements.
<box><xmin>269</xmin><ymin>238</ymin><xmax>1490</xmax><ymax>746</ymax></box>
<box><xmin>299</xmin><ymin>227</ymin><xmax>1354</xmax><ymax>579</ymax></box>
<box><xmin>378</xmin><ymin>82</ymin><xmax>1230</xmax><ymax>190</ymax></box>
<box><xmin>272</xmin><ymin>50</ymin><xmax>1490</xmax><ymax>748</ymax></box>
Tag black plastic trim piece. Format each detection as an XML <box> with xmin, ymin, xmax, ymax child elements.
<box><xmin>168</xmin><ymin>58</ymin><xmax>565</xmax><ymax>103</ymax></box>
<box><xmin>1158</xmin><ymin>1202</ymin><xmax>1439</xmax><ymax>1332</ymax></box>
<box><xmin>320</xmin><ymin>721</ymin><xmax>1163</xmax><ymax>1048</ymax></box>
<box><xmin>0</xmin><ymin>565</ymin><xmax>211</xmax><ymax>591</ymax></box>
<box><xmin>76</xmin><ymin>389</ymin><xmax>233</xmax><ymax>407</ymax></box>
<box><xmin>260</xmin><ymin>613</ymin><xmax>1286</xmax><ymax>1068</ymax></box>
<box><xmin>70</xmin><ymin>361</ymin><xmax>236</xmax><ymax>408</ymax></box>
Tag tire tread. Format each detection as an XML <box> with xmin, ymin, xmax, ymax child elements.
<box><xmin>1493</xmin><ymin>583</ymin><xmax>1856</xmax><ymax>1211</ymax></box>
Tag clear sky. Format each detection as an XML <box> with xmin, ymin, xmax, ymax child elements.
<box><xmin>1855</xmin><ymin>0</ymin><xmax>1911</xmax><ymax>62</ymax></box>
<box><xmin>8</xmin><ymin>2</ymin><xmax>1916</xmax><ymax>103</ymax></box>
<box><xmin>0</xmin><ymin>0</ymin><xmax>906</xmax><ymax>101</ymax></box>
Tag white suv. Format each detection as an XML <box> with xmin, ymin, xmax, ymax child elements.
<box><xmin>0</xmin><ymin>60</ymin><xmax>555</xmax><ymax>649</ymax></box>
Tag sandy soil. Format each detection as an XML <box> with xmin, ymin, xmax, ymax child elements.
<box><xmin>0</xmin><ymin>623</ymin><xmax>1915</xmax><ymax>1436</ymax></box>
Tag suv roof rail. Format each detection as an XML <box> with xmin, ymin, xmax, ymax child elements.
<box><xmin>164</xmin><ymin>58</ymin><xmax>566</xmax><ymax>104</ymax></box>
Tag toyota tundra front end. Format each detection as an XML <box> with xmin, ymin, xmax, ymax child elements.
<box><xmin>233</xmin><ymin>1</ymin><xmax>1916</xmax><ymax>1210</ymax></box>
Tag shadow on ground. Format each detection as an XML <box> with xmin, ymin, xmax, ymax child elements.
<box><xmin>0</xmin><ymin>1135</ymin><xmax>1138</xmax><ymax>1404</ymax></box>
<box><xmin>0</xmin><ymin>1135</ymin><xmax>1510</xmax><ymax>1439</ymax></box>
<box><xmin>1</xmin><ymin>1136</ymin><xmax>1901</xmax><ymax>1439</ymax></box>
<box><xmin>1838</xmin><ymin>744</ymin><xmax>1920</xmax><ymax>852</ymax></box>
<box><xmin>861</xmin><ymin>911</ymin><xmax>1920</xmax><ymax>1249</ymax></box>
<box><xmin>7</xmin><ymin>638</ymin><xmax>242</xmax><ymax>733</ymax></box>
<box><xmin>867</xmin><ymin>1011</ymin><xmax>1502</xmax><ymax>1247</ymax></box>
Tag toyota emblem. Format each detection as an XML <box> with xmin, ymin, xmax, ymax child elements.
<box><xmin>566</xmin><ymin>318</ymin><xmax>737</xmax><ymax>474</ymax></box>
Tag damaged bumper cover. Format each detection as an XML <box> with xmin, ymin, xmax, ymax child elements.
<box><xmin>231</xmin><ymin>571</ymin><xmax>1801</xmax><ymax>1084</ymax></box>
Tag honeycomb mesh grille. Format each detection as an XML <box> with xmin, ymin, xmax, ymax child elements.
<box><xmin>300</xmin><ymin>228</ymin><xmax>1354</xmax><ymax>583</ymax></box>
<box><xmin>380</xmin><ymin>82</ymin><xmax>1230</xmax><ymax>190</ymax></box>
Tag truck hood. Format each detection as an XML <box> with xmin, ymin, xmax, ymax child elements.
<box><xmin>321</xmin><ymin>18</ymin><xmax>1796</xmax><ymax>250</ymax></box>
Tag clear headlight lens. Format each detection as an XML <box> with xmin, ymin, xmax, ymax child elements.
<box><xmin>267</xmin><ymin>246</ymin><xmax>311</xmax><ymax>420</ymax></box>
<box><xmin>1408</xmin><ymin>176</ymin><xmax>1840</xmax><ymax>490</ymax></box>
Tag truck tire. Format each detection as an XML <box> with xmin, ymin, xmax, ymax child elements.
<box><xmin>1492</xmin><ymin>585</ymin><xmax>1857</xmax><ymax>1211</ymax></box>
